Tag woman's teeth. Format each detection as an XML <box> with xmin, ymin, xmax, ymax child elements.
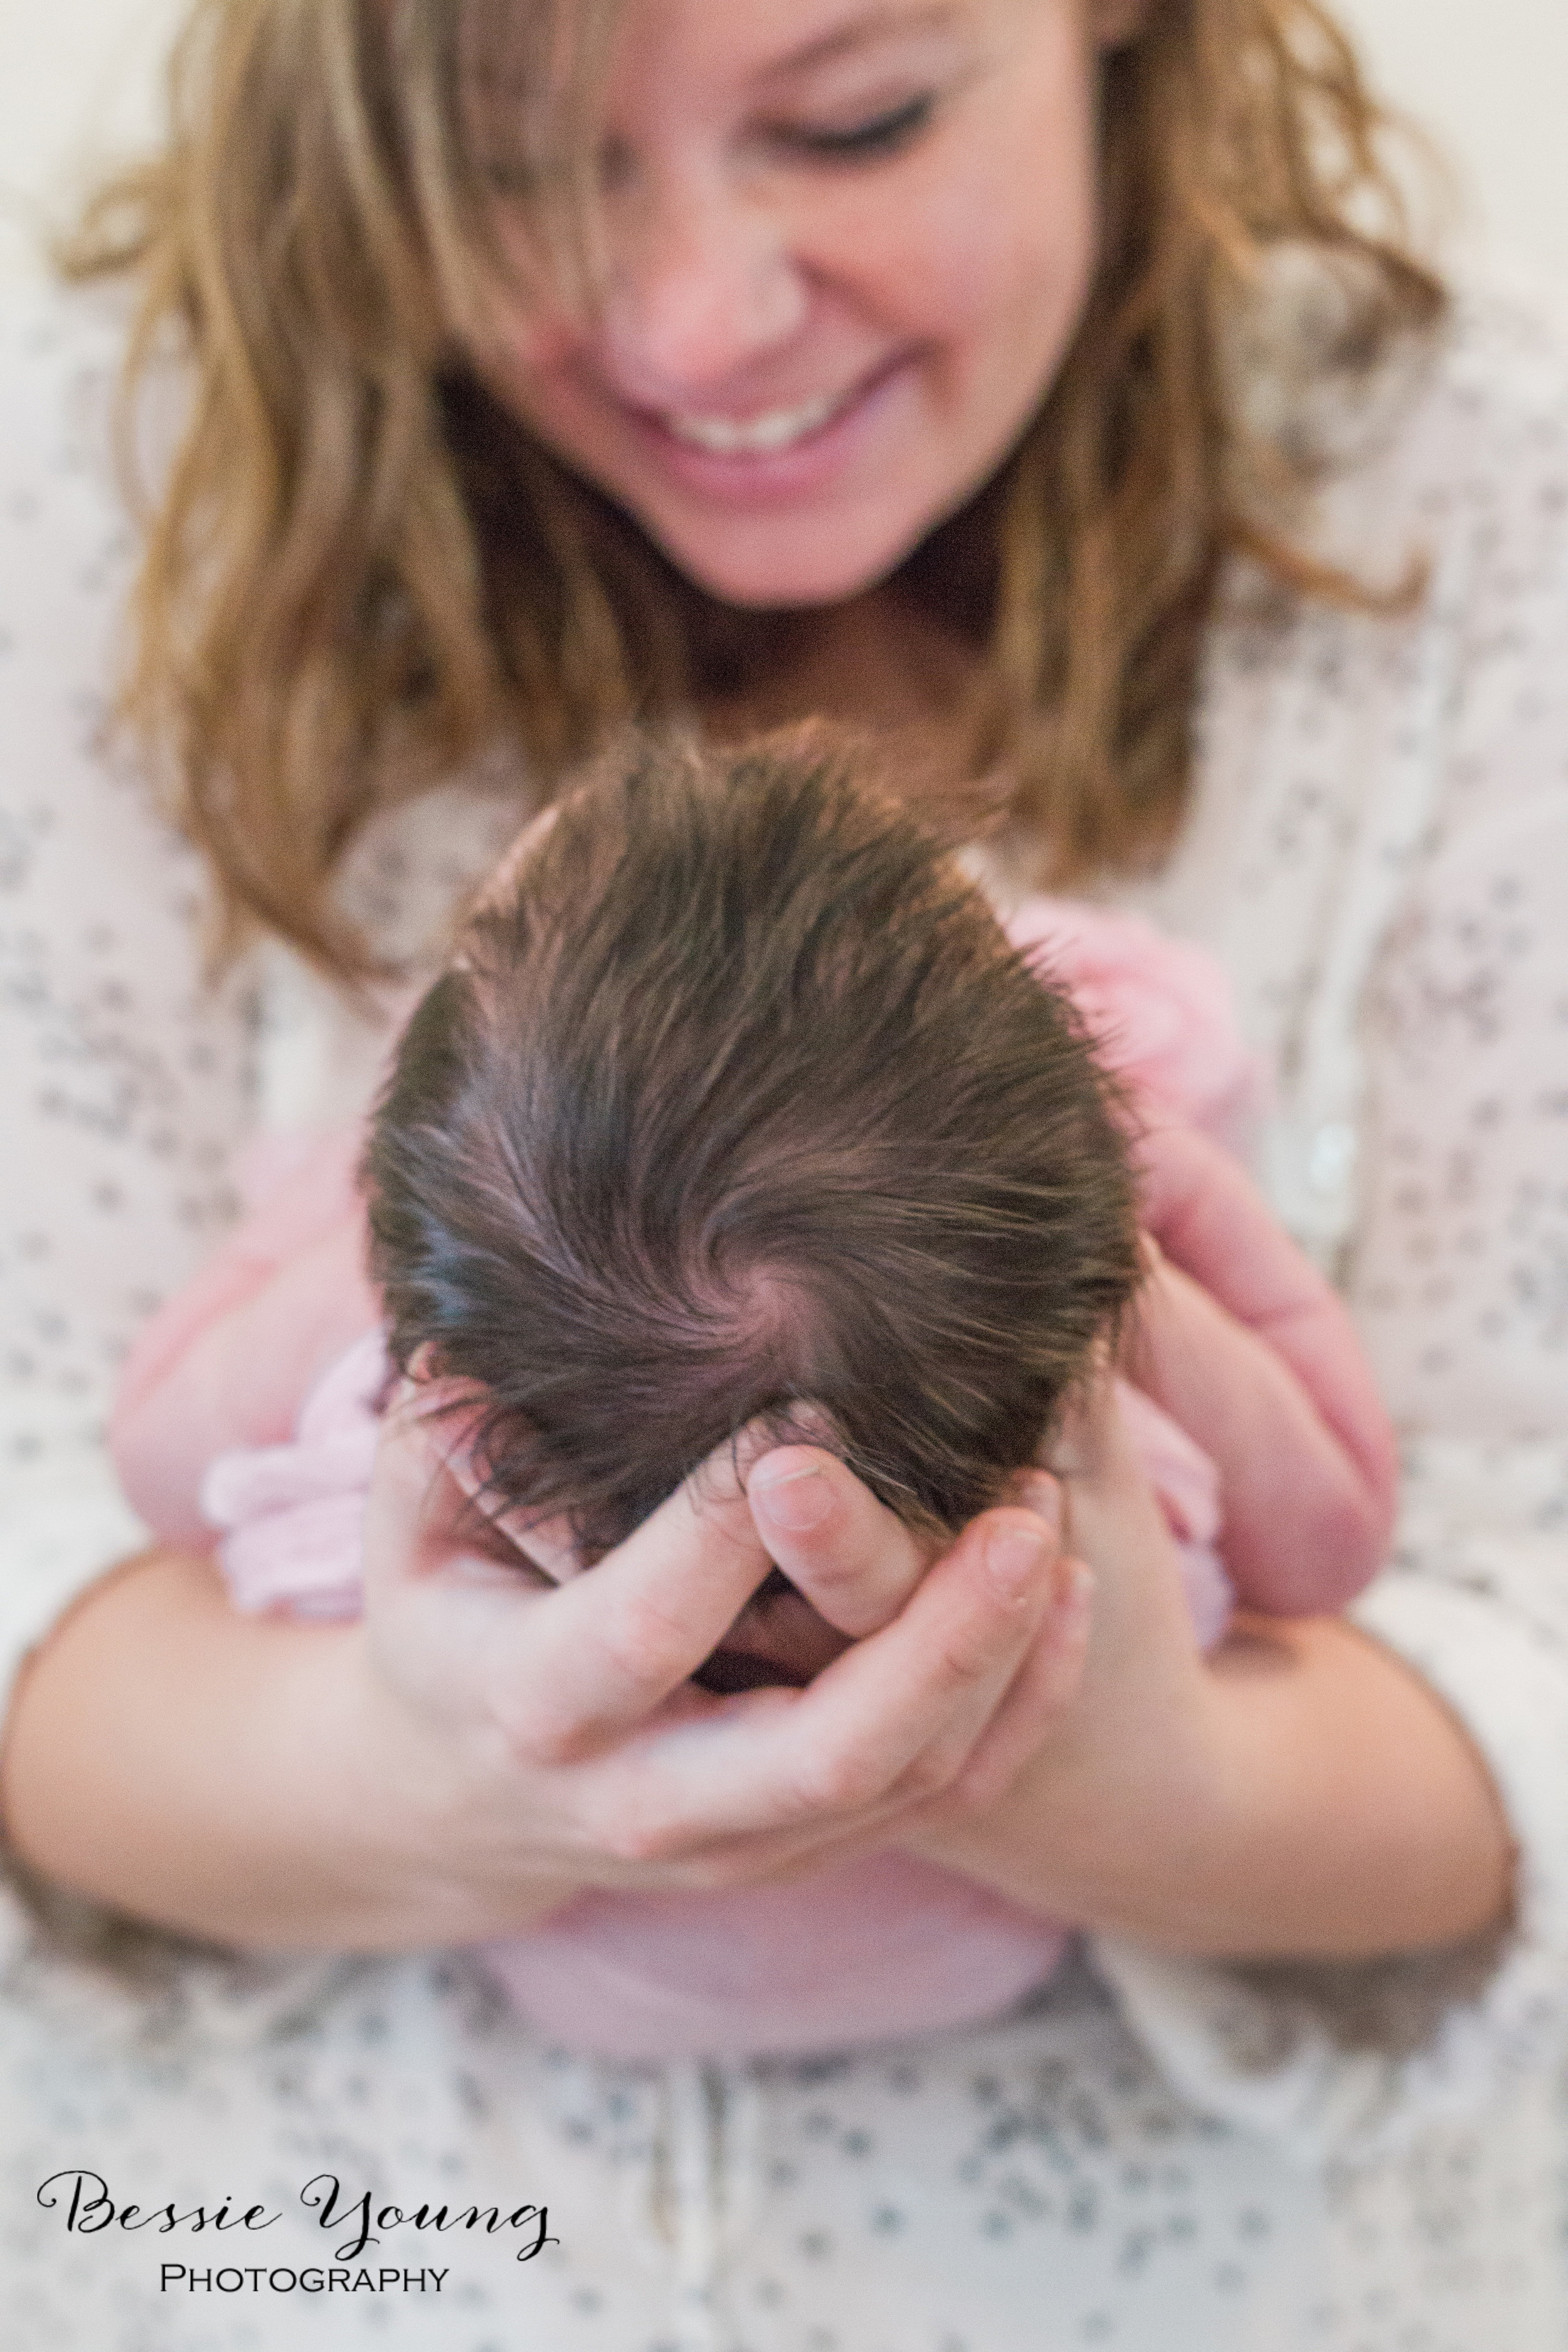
<box><xmin>663</xmin><ymin>389</ymin><xmax>844</xmax><ymax>455</ymax></box>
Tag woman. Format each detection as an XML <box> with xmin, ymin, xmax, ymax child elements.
<box><xmin>0</xmin><ymin>0</ymin><xmax>1564</xmax><ymax>2343</ymax></box>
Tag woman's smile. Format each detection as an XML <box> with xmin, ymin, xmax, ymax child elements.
<box><xmin>474</xmin><ymin>0</ymin><xmax>1124</xmax><ymax>607</ymax></box>
<box><xmin>589</xmin><ymin>346</ymin><xmax>924</xmax><ymax>509</ymax></box>
<box><xmin>659</xmin><ymin>383</ymin><xmax>859</xmax><ymax>455</ymax></box>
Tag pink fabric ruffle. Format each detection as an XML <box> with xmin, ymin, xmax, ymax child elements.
<box><xmin>1009</xmin><ymin>895</ymin><xmax>1264</xmax><ymax>1154</ymax></box>
<box><xmin>1005</xmin><ymin>893</ymin><xmax>1268</xmax><ymax>1650</ymax></box>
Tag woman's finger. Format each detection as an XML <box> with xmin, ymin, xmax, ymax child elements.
<box><xmin>780</xmin><ymin>1488</ymin><xmax>1069</xmax><ymax>1810</ymax></box>
<box><xmin>590</xmin><ymin>1495</ymin><xmax>1064</xmax><ymax>1852</ymax></box>
<box><xmin>1039</xmin><ymin>1373</ymin><xmax>1207</xmax><ymax>1759</ymax></box>
<box><xmin>863</xmin><ymin>1486</ymin><xmax>1083</xmax><ymax>1806</ymax></box>
<box><xmin>922</xmin><ymin>1554</ymin><xmax>1095</xmax><ymax>1818</ymax></box>
<box><xmin>1135</xmin><ymin>1122</ymin><xmax>1397</xmax><ymax>1501</ymax></box>
<box><xmin>470</xmin><ymin>1442</ymin><xmax>778</xmax><ymax>1755</ymax></box>
<box><xmin>392</xmin><ymin>1368</ymin><xmax>588</xmax><ymax>1582</ymax></box>
<box><xmin>746</xmin><ymin>1444</ymin><xmax>931</xmax><ymax>1634</ymax></box>
<box><xmin>360</xmin><ymin>1403</ymin><xmax>563</xmax><ymax>1721</ymax></box>
<box><xmin>577</xmin><ymin>1757</ymin><xmax>918</xmax><ymax>1888</ymax></box>
<box><xmin>364</xmin><ymin>1397</ymin><xmax>787</xmax><ymax>1751</ymax></box>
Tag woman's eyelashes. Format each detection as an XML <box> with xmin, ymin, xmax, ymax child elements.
<box><xmin>774</xmin><ymin>90</ymin><xmax>939</xmax><ymax>162</ymax></box>
<box><xmin>481</xmin><ymin>92</ymin><xmax>943</xmax><ymax>201</ymax></box>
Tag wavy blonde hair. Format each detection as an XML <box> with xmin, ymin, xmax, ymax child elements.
<box><xmin>67</xmin><ymin>0</ymin><xmax>1444</xmax><ymax>977</ymax></box>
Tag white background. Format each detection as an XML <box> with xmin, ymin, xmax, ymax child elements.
<box><xmin>1</xmin><ymin>0</ymin><xmax>1564</xmax><ymax>294</ymax></box>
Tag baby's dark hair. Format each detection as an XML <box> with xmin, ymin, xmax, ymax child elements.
<box><xmin>364</xmin><ymin>731</ymin><xmax>1141</xmax><ymax>1559</ymax></box>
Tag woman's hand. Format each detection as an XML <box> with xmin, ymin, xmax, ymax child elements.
<box><xmin>0</xmin><ymin>1393</ymin><xmax>1088</xmax><ymax>1950</ymax></box>
<box><xmin>898</xmin><ymin>1375</ymin><xmax>1515</xmax><ymax>1958</ymax></box>
<box><xmin>350</xmin><ymin>1385</ymin><xmax>1090</xmax><ymax>1942</ymax></box>
<box><xmin>1128</xmin><ymin>1123</ymin><xmax>1399</xmax><ymax>1613</ymax></box>
<box><xmin>3</xmin><ymin>1365</ymin><xmax>1510</xmax><ymax>1959</ymax></box>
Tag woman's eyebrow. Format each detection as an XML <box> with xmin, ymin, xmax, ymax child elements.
<box><xmin>756</xmin><ymin>3</ymin><xmax>968</xmax><ymax>84</ymax></box>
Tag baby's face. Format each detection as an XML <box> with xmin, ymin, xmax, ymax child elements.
<box><xmin>697</xmin><ymin>1572</ymin><xmax>856</xmax><ymax>1691</ymax></box>
<box><xmin>457</xmin><ymin>1453</ymin><xmax>856</xmax><ymax>1689</ymax></box>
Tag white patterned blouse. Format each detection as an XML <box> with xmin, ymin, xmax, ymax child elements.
<box><xmin>1</xmin><ymin>272</ymin><xmax>1566</xmax><ymax>2351</ymax></box>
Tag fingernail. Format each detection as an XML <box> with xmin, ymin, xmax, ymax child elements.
<box><xmin>987</xmin><ymin>1518</ymin><xmax>1051</xmax><ymax>1596</ymax></box>
<box><xmin>749</xmin><ymin>1462</ymin><xmax>832</xmax><ymax>1533</ymax></box>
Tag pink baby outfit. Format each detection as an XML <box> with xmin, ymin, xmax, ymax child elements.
<box><xmin>114</xmin><ymin>898</ymin><xmax>1394</xmax><ymax>2059</ymax></box>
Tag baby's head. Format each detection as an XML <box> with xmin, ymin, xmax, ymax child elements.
<box><xmin>364</xmin><ymin>732</ymin><xmax>1140</xmax><ymax>1563</ymax></box>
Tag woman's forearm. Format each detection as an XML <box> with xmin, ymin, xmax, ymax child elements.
<box><xmin>0</xmin><ymin>1550</ymin><xmax>578</xmax><ymax>1947</ymax></box>
<box><xmin>3</xmin><ymin>1535</ymin><xmax>1517</xmax><ymax>1964</ymax></box>
<box><xmin>909</xmin><ymin>1614</ymin><xmax>1515</xmax><ymax>1958</ymax></box>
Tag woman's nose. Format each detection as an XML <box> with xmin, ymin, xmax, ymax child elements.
<box><xmin>598</xmin><ymin>167</ymin><xmax>810</xmax><ymax>399</ymax></box>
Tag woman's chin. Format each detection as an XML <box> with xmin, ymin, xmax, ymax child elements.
<box><xmin>645</xmin><ymin>518</ymin><xmax>919</xmax><ymax>615</ymax></box>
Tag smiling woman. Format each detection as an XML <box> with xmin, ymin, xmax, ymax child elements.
<box><xmin>65</xmin><ymin>0</ymin><xmax>1438</xmax><ymax>973</ymax></box>
<box><xmin>472</xmin><ymin>0</ymin><xmax>1113</xmax><ymax>605</ymax></box>
<box><xmin>4</xmin><ymin>0</ymin><xmax>1568</xmax><ymax>2346</ymax></box>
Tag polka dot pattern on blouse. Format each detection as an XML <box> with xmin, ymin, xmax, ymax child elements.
<box><xmin>3</xmin><ymin>275</ymin><xmax>1568</xmax><ymax>2349</ymax></box>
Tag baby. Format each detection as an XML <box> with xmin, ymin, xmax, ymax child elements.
<box><xmin>114</xmin><ymin>731</ymin><xmax>1396</xmax><ymax>2055</ymax></box>
<box><xmin>368</xmin><ymin>739</ymin><xmax>1142</xmax><ymax>1579</ymax></box>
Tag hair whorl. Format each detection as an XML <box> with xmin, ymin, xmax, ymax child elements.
<box><xmin>364</xmin><ymin>731</ymin><xmax>1142</xmax><ymax>1554</ymax></box>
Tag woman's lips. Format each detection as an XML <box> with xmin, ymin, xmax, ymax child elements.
<box><xmin>663</xmin><ymin>386</ymin><xmax>846</xmax><ymax>455</ymax></box>
<box><xmin>609</xmin><ymin>353</ymin><xmax>915</xmax><ymax>504</ymax></box>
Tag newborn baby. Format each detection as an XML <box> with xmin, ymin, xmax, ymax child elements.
<box><xmin>114</xmin><ymin>731</ymin><xmax>1397</xmax><ymax>2056</ymax></box>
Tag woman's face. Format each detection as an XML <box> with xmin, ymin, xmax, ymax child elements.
<box><xmin>476</xmin><ymin>0</ymin><xmax>1138</xmax><ymax>608</ymax></box>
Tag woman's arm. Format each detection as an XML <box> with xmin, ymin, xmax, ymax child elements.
<box><xmin>922</xmin><ymin>1618</ymin><xmax>1512</xmax><ymax>1956</ymax></box>
<box><xmin>112</xmin><ymin>1192</ymin><xmax>378</xmax><ymax>1549</ymax></box>
<box><xmin>3</xmin><ymin>1548</ymin><xmax>567</xmax><ymax>1949</ymax></box>
<box><xmin>1128</xmin><ymin>1123</ymin><xmax>1400</xmax><ymax>1614</ymax></box>
<box><xmin>889</xmin><ymin>1388</ymin><xmax>1512</xmax><ymax>1956</ymax></box>
<box><xmin>0</xmin><ymin>1422</ymin><xmax>1512</xmax><ymax>1960</ymax></box>
<box><xmin>1</xmin><ymin>1409</ymin><xmax>1081</xmax><ymax>1948</ymax></box>
<box><xmin>0</xmin><ymin>287</ymin><xmax>262</xmax><ymax>1730</ymax></box>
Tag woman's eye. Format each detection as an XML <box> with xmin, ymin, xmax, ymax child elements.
<box><xmin>785</xmin><ymin>93</ymin><xmax>936</xmax><ymax>161</ymax></box>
